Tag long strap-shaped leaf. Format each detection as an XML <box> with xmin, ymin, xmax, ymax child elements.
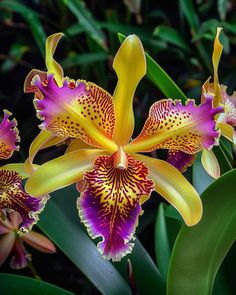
<box><xmin>118</xmin><ymin>33</ymin><xmax>187</xmax><ymax>102</ymax></box>
<box><xmin>167</xmin><ymin>169</ymin><xmax>236</xmax><ymax>295</ymax></box>
<box><xmin>0</xmin><ymin>273</ymin><xmax>74</xmax><ymax>295</ymax></box>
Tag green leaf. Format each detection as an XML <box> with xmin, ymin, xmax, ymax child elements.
<box><xmin>155</xmin><ymin>203</ymin><xmax>171</xmax><ymax>281</ymax></box>
<box><xmin>62</xmin><ymin>0</ymin><xmax>107</xmax><ymax>50</ymax></box>
<box><xmin>100</xmin><ymin>22</ymin><xmax>167</xmax><ymax>50</ymax></box>
<box><xmin>153</xmin><ymin>25</ymin><xmax>190</xmax><ymax>52</ymax></box>
<box><xmin>61</xmin><ymin>52</ymin><xmax>109</xmax><ymax>69</ymax></box>
<box><xmin>0</xmin><ymin>273</ymin><xmax>74</xmax><ymax>295</ymax></box>
<box><xmin>118</xmin><ymin>33</ymin><xmax>187</xmax><ymax>102</ymax></box>
<box><xmin>115</xmin><ymin>239</ymin><xmax>166</xmax><ymax>295</ymax></box>
<box><xmin>192</xmin><ymin>153</ymin><xmax>214</xmax><ymax>194</ymax></box>
<box><xmin>0</xmin><ymin>0</ymin><xmax>46</xmax><ymax>55</ymax></box>
<box><xmin>38</xmin><ymin>185</ymin><xmax>131</xmax><ymax>295</ymax></box>
<box><xmin>179</xmin><ymin>0</ymin><xmax>211</xmax><ymax>71</ymax></box>
<box><xmin>167</xmin><ymin>169</ymin><xmax>236</xmax><ymax>295</ymax></box>
<box><xmin>218</xmin><ymin>0</ymin><xmax>228</xmax><ymax>21</ymax></box>
<box><xmin>191</xmin><ymin>19</ymin><xmax>220</xmax><ymax>42</ymax></box>
<box><xmin>213</xmin><ymin>144</ymin><xmax>233</xmax><ymax>174</ymax></box>
<box><xmin>1</xmin><ymin>43</ymin><xmax>29</xmax><ymax>72</ymax></box>
<box><xmin>179</xmin><ymin>0</ymin><xmax>200</xmax><ymax>33</ymax></box>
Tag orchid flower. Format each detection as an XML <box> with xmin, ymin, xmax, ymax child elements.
<box><xmin>0</xmin><ymin>110</ymin><xmax>46</xmax><ymax>233</ymax></box>
<box><xmin>201</xmin><ymin>27</ymin><xmax>236</xmax><ymax>178</ymax></box>
<box><xmin>24</xmin><ymin>33</ymin><xmax>221</xmax><ymax>261</ymax></box>
<box><xmin>0</xmin><ymin>211</ymin><xmax>56</xmax><ymax>269</ymax></box>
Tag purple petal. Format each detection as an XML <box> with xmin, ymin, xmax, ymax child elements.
<box><xmin>167</xmin><ymin>150</ymin><xmax>197</xmax><ymax>173</ymax></box>
<box><xmin>0</xmin><ymin>169</ymin><xmax>47</xmax><ymax>233</ymax></box>
<box><xmin>0</xmin><ymin>110</ymin><xmax>20</xmax><ymax>160</ymax></box>
<box><xmin>9</xmin><ymin>238</ymin><xmax>28</xmax><ymax>269</ymax></box>
<box><xmin>78</xmin><ymin>153</ymin><xmax>154</xmax><ymax>261</ymax></box>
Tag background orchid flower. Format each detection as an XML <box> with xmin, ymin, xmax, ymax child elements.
<box><xmin>201</xmin><ymin>27</ymin><xmax>236</xmax><ymax>178</ymax></box>
<box><xmin>0</xmin><ymin>109</ymin><xmax>46</xmax><ymax>233</ymax></box>
<box><xmin>24</xmin><ymin>32</ymin><xmax>221</xmax><ymax>261</ymax></box>
<box><xmin>0</xmin><ymin>211</ymin><xmax>56</xmax><ymax>269</ymax></box>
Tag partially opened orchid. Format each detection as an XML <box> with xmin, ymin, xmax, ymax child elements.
<box><xmin>0</xmin><ymin>211</ymin><xmax>56</xmax><ymax>269</ymax></box>
<box><xmin>24</xmin><ymin>33</ymin><xmax>221</xmax><ymax>261</ymax></box>
<box><xmin>0</xmin><ymin>110</ymin><xmax>45</xmax><ymax>233</ymax></box>
<box><xmin>201</xmin><ymin>27</ymin><xmax>236</xmax><ymax>178</ymax></box>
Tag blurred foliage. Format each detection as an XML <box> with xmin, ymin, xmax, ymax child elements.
<box><xmin>0</xmin><ymin>0</ymin><xmax>236</xmax><ymax>294</ymax></box>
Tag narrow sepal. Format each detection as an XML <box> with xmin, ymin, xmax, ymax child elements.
<box><xmin>113</xmin><ymin>34</ymin><xmax>146</xmax><ymax>145</ymax></box>
<box><xmin>201</xmin><ymin>149</ymin><xmax>220</xmax><ymax>179</ymax></box>
<box><xmin>135</xmin><ymin>154</ymin><xmax>203</xmax><ymax>226</ymax></box>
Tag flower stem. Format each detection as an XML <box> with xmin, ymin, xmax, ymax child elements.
<box><xmin>27</xmin><ymin>259</ymin><xmax>41</xmax><ymax>280</ymax></box>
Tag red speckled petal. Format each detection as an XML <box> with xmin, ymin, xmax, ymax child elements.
<box><xmin>125</xmin><ymin>98</ymin><xmax>223</xmax><ymax>154</ymax></box>
<box><xmin>0</xmin><ymin>170</ymin><xmax>46</xmax><ymax>233</ymax></box>
<box><xmin>78</xmin><ymin>153</ymin><xmax>154</xmax><ymax>261</ymax></box>
<box><xmin>0</xmin><ymin>110</ymin><xmax>20</xmax><ymax>160</ymax></box>
<box><xmin>24</xmin><ymin>70</ymin><xmax>117</xmax><ymax>153</ymax></box>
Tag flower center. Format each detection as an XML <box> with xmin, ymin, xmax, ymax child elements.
<box><xmin>113</xmin><ymin>146</ymin><xmax>128</xmax><ymax>170</ymax></box>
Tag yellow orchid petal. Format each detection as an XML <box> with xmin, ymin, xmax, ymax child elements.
<box><xmin>113</xmin><ymin>34</ymin><xmax>146</xmax><ymax>145</ymax></box>
<box><xmin>134</xmin><ymin>154</ymin><xmax>203</xmax><ymax>226</ymax></box>
<box><xmin>212</xmin><ymin>27</ymin><xmax>223</xmax><ymax>106</ymax></box>
<box><xmin>25</xmin><ymin>71</ymin><xmax>118</xmax><ymax>153</ymax></box>
<box><xmin>125</xmin><ymin>98</ymin><xmax>221</xmax><ymax>154</ymax></box>
<box><xmin>25</xmin><ymin>149</ymin><xmax>107</xmax><ymax>196</ymax></box>
<box><xmin>22</xmin><ymin>231</ymin><xmax>56</xmax><ymax>253</ymax></box>
<box><xmin>41</xmin><ymin>134</ymin><xmax>67</xmax><ymax>149</ymax></box>
<box><xmin>0</xmin><ymin>163</ymin><xmax>37</xmax><ymax>179</ymax></box>
<box><xmin>24</xmin><ymin>130</ymin><xmax>54</xmax><ymax>174</ymax></box>
<box><xmin>65</xmin><ymin>138</ymin><xmax>94</xmax><ymax>153</ymax></box>
<box><xmin>45</xmin><ymin>32</ymin><xmax>64</xmax><ymax>87</ymax></box>
<box><xmin>201</xmin><ymin>149</ymin><xmax>220</xmax><ymax>179</ymax></box>
<box><xmin>218</xmin><ymin>122</ymin><xmax>235</xmax><ymax>143</ymax></box>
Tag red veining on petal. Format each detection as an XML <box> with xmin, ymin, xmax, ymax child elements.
<box><xmin>77</xmin><ymin>153</ymin><xmax>154</xmax><ymax>261</ymax></box>
<box><xmin>0</xmin><ymin>170</ymin><xmax>46</xmax><ymax>233</ymax></box>
<box><xmin>128</xmin><ymin>98</ymin><xmax>223</xmax><ymax>153</ymax></box>
<box><xmin>0</xmin><ymin>110</ymin><xmax>20</xmax><ymax>160</ymax></box>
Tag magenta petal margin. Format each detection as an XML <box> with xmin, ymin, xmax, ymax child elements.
<box><xmin>0</xmin><ymin>170</ymin><xmax>46</xmax><ymax>233</ymax></box>
<box><xmin>0</xmin><ymin>110</ymin><xmax>19</xmax><ymax>159</ymax></box>
<box><xmin>77</xmin><ymin>153</ymin><xmax>154</xmax><ymax>261</ymax></box>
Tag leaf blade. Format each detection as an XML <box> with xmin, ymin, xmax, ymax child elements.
<box><xmin>0</xmin><ymin>273</ymin><xmax>74</xmax><ymax>295</ymax></box>
<box><xmin>167</xmin><ymin>169</ymin><xmax>236</xmax><ymax>294</ymax></box>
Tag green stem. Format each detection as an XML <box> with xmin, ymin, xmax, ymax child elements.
<box><xmin>27</xmin><ymin>258</ymin><xmax>41</xmax><ymax>280</ymax></box>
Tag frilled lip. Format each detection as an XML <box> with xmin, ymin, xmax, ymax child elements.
<box><xmin>0</xmin><ymin>169</ymin><xmax>47</xmax><ymax>233</ymax></box>
<box><xmin>77</xmin><ymin>153</ymin><xmax>154</xmax><ymax>261</ymax></box>
<box><xmin>0</xmin><ymin>110</ymin><xmax>20</xmax><ymax>160</ymax></box>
